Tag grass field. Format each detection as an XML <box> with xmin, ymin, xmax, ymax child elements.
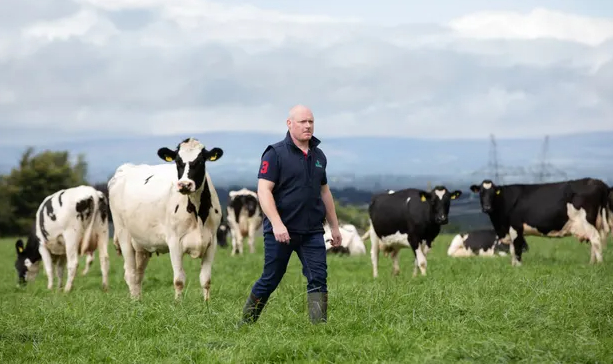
<box><xmin>1</xmin><ymin>234</ymin><xmax>613</xmax><ymax>363</ymax></box>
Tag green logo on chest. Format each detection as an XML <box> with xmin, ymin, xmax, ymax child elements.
<box><xmin>315</xmin><ymin>160</ymin><xmax>322</xmax><ymax>168</ymax></box>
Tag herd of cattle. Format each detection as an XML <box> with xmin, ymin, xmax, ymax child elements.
<box><xmin>12</xmin><ymin>137</ymin><xmax>613</xmax><ymax>301</ymax></box>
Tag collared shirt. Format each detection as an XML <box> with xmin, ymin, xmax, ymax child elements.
<box><xmin>258</xmin><ymin>131</ymin><xmax>328</xmax><ymax>234</ymax></box>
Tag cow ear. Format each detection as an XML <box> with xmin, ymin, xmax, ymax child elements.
<box><xmin>419</xmin><ymin>192</ymin><xmax>429</xmax><ymax>202</ymax></box>
<box><xmin>15</xmin><ymin>239</ymin><xmax>24</xmax><ymax>254</ymax></box>
<box><xmin>469</xmin><ymin>185</ymin><xmax>480</xmax><ymax>193</ymax></box>
<box><xmin>450</xmin><ymin>190</ymin><xmax>462</xmax><ymax>200</ymax></box>
<box><xmin>157</xmin><ymin>148</ymin><xmax>176</xmax><ymax>162</ymax></box>
<box><xmin>206</xmin><ymin>147</ymin><xmax>223</xmax><ymax>162</ymax></box>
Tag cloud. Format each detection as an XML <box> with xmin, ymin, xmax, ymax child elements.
<box><xmin>1</xmin><ymin>0</ymin><xmax>613</xmax><ymax>146</ymax></box>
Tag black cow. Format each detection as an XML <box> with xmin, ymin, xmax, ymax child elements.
<box><xmin>446</xmin><ymin>228</ymin><xmax>529</xmax><ymax>257</ymax></box>
<box><xmin>226</xmin><ymin>188</ymin><xmax>263</xmax><ymax>255</ymax></box>
<box><xmin>469</xmin><ymin>178</ymin><xmax>611</xmax><ymax>266</ymax></box>
<box><xmin>216</xmin><ymin>218</ymin><xmax>229</xmax><ymax>248</ymax></box>
<box><xmin>366</xmin><ymin>186</ymin><xmax>462</xmax><ymax>277</ymax></box>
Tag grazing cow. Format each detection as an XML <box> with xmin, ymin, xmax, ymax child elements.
<box><xmin>447</xmin><ymin>229</ymin><xmax>529</xmax><ymax>257</ymax></box>
<box><xmin>323</xmin><ymin>222</ymin><xmax>366</xmax><ymax>256</ymax></box>
<box><xmin>216</xmin><ymin>218</ymin><xmax>229</xmax><ymax>248</ymax></box>
<box><xmin>108</xmin><ymin>138</ymin><xmax>223</xmax><ymax>301</ymax></box>
<box><xmin>365</xmin><ymin>186</ymin><xmax>462</xmax><ymax>277</ymax></box>
<box><xmin>14</xmin><ymin>185</ymin><xmax>109</xmax><ymax>292</ymax></box>
<box><xmin>469</xmin><ymin>178</ymin><xmax>611</xmax><ymax>266</ymax></box>
<box><xmin>226</xmin><ymin>188</ymin><xmax>263</xmax><ymax>255</ymax></box>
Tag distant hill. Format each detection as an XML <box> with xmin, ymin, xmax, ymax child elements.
<box><xmin>1</xmin><ymin>130</ymin><xmax>612</xmax><ymax>188</ymax></box>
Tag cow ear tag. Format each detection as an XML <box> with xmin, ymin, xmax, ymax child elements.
<box><xmin>18</xmin><ymin>247</ymin><xmax>23</xmax><ymax>253</ymax></box>
<box><xmin>209</xmin><ymin>154</ymin><xmax>217</xmax><ymax>161</ymax></box>
<box><xmin>165</xmin><ymin>156</ymin><xmax>173</xmax><ymax>162</ymax></box>
<box><xmin>496</xmin><ymin>190</ymin><xmax>501</xmax><ymax>195</ymax></box>
<box><xmin>420</xmin><ymin>195</ymin><xmax>426</xmax><ymax>202</ymax></box>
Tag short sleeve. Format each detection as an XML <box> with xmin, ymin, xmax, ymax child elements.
<box><xmin>258</xmin><ymin>147</ymin><xmax>279</xmax><ymax>183</ymax></box>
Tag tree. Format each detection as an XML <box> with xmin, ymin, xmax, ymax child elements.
<box><xmin>0</xmin><ymin>148</ymin><xmax>90</xmax><ymax>236</ymax></box>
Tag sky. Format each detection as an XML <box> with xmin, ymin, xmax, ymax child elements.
<box><xmin>1</xmin><ymin>0</ymin><xmax>613</xmax><ymax>146</ymax></box>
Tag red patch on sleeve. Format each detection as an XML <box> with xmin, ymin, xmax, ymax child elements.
<box><xmin>260</xmin><ymin>161</ymin><xmax>269</xmax><ymax>174</ymax></box>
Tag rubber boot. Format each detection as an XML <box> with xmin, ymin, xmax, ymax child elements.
<box><xmin>307</xmin><ymin>292</ymin><xmax>328</xmax><ymax>324</ymax></box>
<box><xmin>236</xmin><ymin>293</ymin><xmax>268</xmax><ymax>328</ymax></box>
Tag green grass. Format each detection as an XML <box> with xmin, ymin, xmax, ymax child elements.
<box><xmin>1</xmin><ymin>234</ymin><xmax>613</xmax><ymax>363</ymax></box>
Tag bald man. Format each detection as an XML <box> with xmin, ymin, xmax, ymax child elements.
<box><xmin>237</xmin><ymin>105</ymin><xmax>343</xmax><ymax>326</ymax></box>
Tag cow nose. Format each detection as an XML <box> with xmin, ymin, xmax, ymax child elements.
<box><xmin>177</xmin><ymin>181</ymin><xmax>194</xmax><ymax>193</ymax></box>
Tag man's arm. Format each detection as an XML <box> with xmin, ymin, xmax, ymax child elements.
<box><xmin>321</xmin><ymin>183</ymin><xmax>340</xmax><ymax>230</ymax></box>
<box><xmin>257</xmin><ymin>178</ymin><xmax>283</xmax><ymax>227</ymax></box>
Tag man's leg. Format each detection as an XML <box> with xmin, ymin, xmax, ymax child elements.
<box><xmin>238</xmin><ymin>233</ymin><xmax>293</xmax><ymax>326</ymax></box>
<box><xmin>295</xmin><ymin>233</ymin><xmax>328</xmax><ymax>324</ymax></box>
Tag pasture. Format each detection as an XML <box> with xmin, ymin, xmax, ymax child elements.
<box><xmin>1</xmin><ymin>234</ymin><xmax>613</xmax><ymax>363</ymax></box>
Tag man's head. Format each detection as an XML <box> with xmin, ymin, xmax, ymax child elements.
<box><xmin>286</xmin><ymin>105</ymin><xmax>314</xmax><ymax>143</ymax></box>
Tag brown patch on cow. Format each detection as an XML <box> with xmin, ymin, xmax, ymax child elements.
<box><xmin>174</xmin><ymin>279</ymin><xmax>184</xmax><ymax>291</ymax></box>
<box><xmin>204</xmin><ymin>279</ymin><xmax>211</xmax><ymax>290</ymax></box>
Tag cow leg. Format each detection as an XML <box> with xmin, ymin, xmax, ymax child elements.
<box><xmin>586</xmin><ymin>226</ymin><xmax>603</xmax><ymax>264</ymax></box>
<box><xmin>391</xmin><ymin>249</ymin><xmax>400</xmax><ymax>276</ymax></box>
<box><xmin>134</xmin><ymin>249</ymin><xmax>150</xmax><ymax>295</ymax></box>
<box><xmin>168</xmin><ymin>237</ymin><xmax>186</xmax><ymax>300</ymax></box>
<box><xmin>511</xmin><ymin>235</ymin><xmax>527</xmax><ymax>267</ymax></box>
<box><xmin>82</xmin><ymin>251</ymin><xmax>94</xmax><ymax>275</ymax></box>
<box><xmin>98</xmin><ymin>234</ymin><xmax>110</xmax><ymax>292</ymax></box>
<box><xmin>116</xmin><ymin>229</ymin><xmax>139</xmax><ymax>298</ymax></box>
<box><xmin>248</xmin><ymin>223</ymin><xmax>257</xmax><ymax>254</ymax></box>
<box><xmin>369</xmin><ymin>227</ymin><xmax>380</xmax><ymax>278</ymax></box>
<box><xmin>410</xmin><ymin>238</ymin><xmax>427</xmax><ymax>277</ymax></box>
<box><xmin>63</xmin><ymin>232</ymin><xmax>80</xmax><ymax>293</ymax></box>
<box><xmin>200</xmin><ymin>241</ymin><xmax>217</xmax><ymax>302</ymax></box>
<box><xmin>38</xmin><ymin>243</ymin><xmax>55</xmax><ymax>290</ymax></box>
<box><xmin>55</xmin><ymin>254</ymin><xmax>66</xmax><ymax>289</ymax></box>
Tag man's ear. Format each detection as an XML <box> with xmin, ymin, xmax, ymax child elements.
<box><xmin>15</xmin><ymin>239</ymin><xmax>24</xmax><ymax>254</ymax></box>
<box><xmin>419</xmin><ymin>191</ymin><xmax>430</xmax><ymax>202</ymax></box>
<box><xmin>469</xmin><ymin>185</ymin><xmax>480</xmax><ymax>193</ymax></box>
<box><xmin>450</xmin><ymin>190</ymin><xmax>462</xmax><ymax>200</ymax></box>
<box><xmin>157</xmin><ymin>148</ymin><xmax>176</xmax><ymax>162</ymax></box>
<box><xmin>205</xmin><ymin>147</ymin><xmax>224</xmax><ymax>162</ymax></box>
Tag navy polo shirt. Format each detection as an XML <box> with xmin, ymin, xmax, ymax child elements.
<box><xmin>258</xmin><ymin>131</ymin><xmax>328</xmax><ymax>235</ymax></box>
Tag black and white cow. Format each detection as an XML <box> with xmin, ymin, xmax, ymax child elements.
<box><xmin>323</xmin><ymin>222</ymin><xmax>367</xmax><ymax>256</ymax></box>
<box><xmin>366</xmin><ymin>186</ymin><xmax>462</xmax><ymax>277</ymax></box>
<box><xmin>216</xmin><ymin>217</ymin><xmax>229</xmax><ymax>248</ymax></box>
<box><xmin>469</xmin><ymin>178</ymin><xmax>611</xmax><ymax>266</ymax></box>
<box><xmin>226</xmin><ymin>188</ymin><xmax>263</xmax><ymax>255</ymax></box>
<box><xmin>14</xmin><ymin>185</ymin><xmax>110</xmax><ymax>292</ymax></box>
<box><xmin>447</xmin><ymin>229</ymin><xmax>529</xmax><ymax>257</ymax></box>
<box><xmin>108</xmin><ymin>138</ymin><xmax>223</xmax><ymax>301</ymax></box>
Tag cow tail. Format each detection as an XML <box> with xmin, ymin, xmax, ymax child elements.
<box><xmin>80</xmin><ymin>193</ymin><xmax>99</xmax><ymax>256</ymax></box>
<box><xmin>361</xmin><ymin>226</ymin><xmax>371</xmax><ymax>241</ymax></box>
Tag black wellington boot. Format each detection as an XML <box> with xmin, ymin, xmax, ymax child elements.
<box><xmin>236</xmin><ymin>293</ymin><xmax>268</xmax><ymax>328</ymax></box>
<box><xmin>307</xmin><ymin>292</ymin><xmax>328</xmax><ymax>324</ymax></box>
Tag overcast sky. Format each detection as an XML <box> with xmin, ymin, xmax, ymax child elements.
<box><xmin>1</xmin><ymin>0</ymin><xmax>612</xmax><ymax>145</ymax></box>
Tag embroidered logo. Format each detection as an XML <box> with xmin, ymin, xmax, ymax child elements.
<box><xmin>315</xmin><ymin>160</ymin><xmax>322</xmax><ymax>168</ymax></box>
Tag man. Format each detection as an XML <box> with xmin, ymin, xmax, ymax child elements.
<box><xmin>237</xmin><ymin>104</ymin><xmax>343</xmax><ymax>326</ymax></box>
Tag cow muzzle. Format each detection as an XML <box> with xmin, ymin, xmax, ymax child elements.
<box><xmin>482</xmin><ymin>205</ymin><xmax>492</xmax><ymax>213</ymax></box>
<box><xmin>177</xmin><ymin>180</ymin><xmax>195</xmax><ymax>194</ymax></box>
<box><xmin>435</xmin><ymin>215</ymin><xmax>448</xmax><ymax>224</ymax></box>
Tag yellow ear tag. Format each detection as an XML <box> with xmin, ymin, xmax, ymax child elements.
<box><xmin>165</xmin><ymin>156</ymin><xmax>173</xmax><ymax>162</ymax></box>
<box><xmin>18</xmin><ymin>247</ymin><xmax>23</xmax><ymax>253</ymax></box>
<box><xmin>420</xmin><ymin>195</ymin><xmax>426</xmax><ymax>202</ymax></box>
<box><xmin>496</xmin><ymin>190</ymin><xmax>501</xmax><ymax>195</ymax></box>
<box><xmin>209</xmin><ymin>154</ymin><xmax>217</xmax><ymax>161</ymax></box>
<box><xmin>450</xmin><ymin>195</ymin><xmax>456</xmax><ymax>200</ymax></box>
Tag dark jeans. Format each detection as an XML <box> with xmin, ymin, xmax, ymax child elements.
<box><xmin>251</xmin><ymin>232</ymin><xmax>327</xmax><ymax>299</ymax></box>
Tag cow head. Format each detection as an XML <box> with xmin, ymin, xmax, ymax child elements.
<box><xmin>157</xmin><ymin>138</ymin><xmax>223</xmax><ymax>195</ymax></box>
<box><xmin>14</xmin><ymin>238</ymin><xmax>41</xmax><ymax>286</ymax></box>
<box><xmin>419</xmin><ymin>186</ymin><xmax>462</xmax><ymax>225</ymax></box>
<box><xmin>469</xmin><ymin>180</ymin><xmax>501</xmax><ymax>213</ymax></box>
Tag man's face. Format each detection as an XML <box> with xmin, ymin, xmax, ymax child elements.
<box><xmin>287</xmin><ymin>110</ymin><xmax>314</xmax><ymax>142</ymax></box>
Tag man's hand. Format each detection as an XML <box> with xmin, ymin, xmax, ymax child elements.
<box><xmin>273</xmin><ymin>223</ymin><xmax>290</xmax><ymax>243</ymax></box>
<box><xmin>330</xmin><ymin>227</ymin><xmax>342</xmax><ymax>247</ymax></box>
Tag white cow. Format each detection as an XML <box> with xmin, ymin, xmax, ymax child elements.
<box><xmin>226</xmin><ymin>188</ymin><xmax>263</xmax><ymax>255</ymax></box>
<box><xmin>108</xmin><ymin>138</ymin><xmax>223</xmax><ymax>301</ymax></box>
<box><xmin>323</xmin><ymin>222</ymin><xmax>366</xmax><ymax>256</ymax></box>
<box><xmin>14</xmin><ymin>185</ymin><xmax>110</xmax><ymax>292</ymax></box>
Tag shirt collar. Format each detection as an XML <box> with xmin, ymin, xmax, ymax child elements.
<box><xmin>283</xmin><ymin>130</ymin><xmax>321</xmax><ymax>151</ymax></box>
